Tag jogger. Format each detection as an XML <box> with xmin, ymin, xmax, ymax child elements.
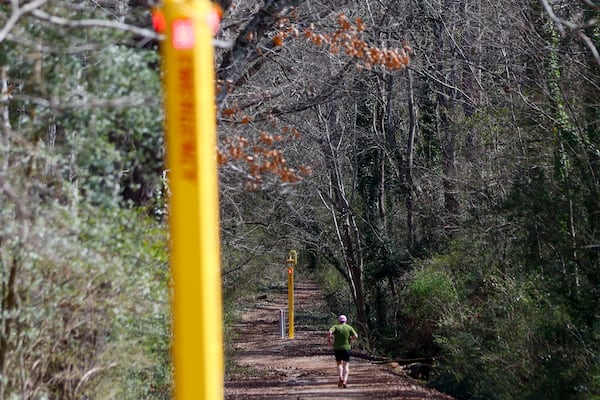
<box><xmin>327</xmin><ymin>315</ymin><xmax>358</xmax><ymax>388</ymax></box>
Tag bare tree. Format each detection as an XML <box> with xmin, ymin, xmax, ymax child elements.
<box><xmin>540</xmin><ymin>0</ymin><xmax>600</xmax><ymax>66</ymax></box>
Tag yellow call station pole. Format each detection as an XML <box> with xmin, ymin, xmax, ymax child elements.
<box><xmin>158</xmin><ymin>1</ymin><xmax>223</xmax><ymax>399</ymax></box>
<box><xmin>286</xmin><ymin>250</ymin><xmax>297</xmax><ymax>339</ymax></box>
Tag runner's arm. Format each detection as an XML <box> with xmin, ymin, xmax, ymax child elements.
<box><xmin>327</xmin><ymin>328</ymin><xmax>334</xmax><ymax>345</ymax></box>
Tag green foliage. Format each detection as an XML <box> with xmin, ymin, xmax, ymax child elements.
<box><xmin>84</xmin><ymin>208</ymin><xmax>171</xmax><ymax>400</ymax></box>
<box><xmin>0</xmin><ymin>2</ymin><xmax>170</xmax><ymax>396</ymax></box>
<box><xmin>6</xmin><ymin>12</ymin><xmax>163</xmax><ymax>208</ymax></box>
<box><xmin>0</xmin><ymin>184</ymin><xmax>171</xmax><ymax>398</ymax></box>
<box><xmin>414</xmin><ymin>236</ymin><xmax>599</xmax><ymax>400</ymax></box>
<box><xmin>2</xmin><ymin>1</ymin><xmax>600</xmax><ymax>400</ymax></box>
<box><xmin>434</xmin><ymin>273</ymin><xmax>541</xmax><ymax>398</ymax></box>
<box><xmin>404</xmin><ymin>263</ymin><xmax>458</xmax><ymax>321</ymax></box>
<box><xmin>394</xmin><ymin>258</ymin><xmax>459</xmax><ymax>358</ymax></box>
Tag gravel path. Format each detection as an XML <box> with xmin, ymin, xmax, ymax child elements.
<box><xmin>225</xmin><ymin>280</ymin><xmax>454</xmax><ymax>400</ymax></box>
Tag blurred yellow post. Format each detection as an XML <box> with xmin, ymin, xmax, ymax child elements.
<box><xmin>286</xmin><ymin>250</ymin><xmax>297</xmax><ymax>339</ymax></box>
<box><xmin>159</xmin><ymin>1</ymin><xmax>223</xmax><ymax>399</ymax></box>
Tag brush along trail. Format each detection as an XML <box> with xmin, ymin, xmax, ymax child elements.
<box><xmin>225</xmin><ymin>280</ymin><xmax>454</xmax><ymax>399</ymax></box>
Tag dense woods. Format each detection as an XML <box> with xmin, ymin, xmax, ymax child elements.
<box><xmin>0</xmin><ymin>0</ymin><xmax>598</xmax><ymax>399</ymax></box>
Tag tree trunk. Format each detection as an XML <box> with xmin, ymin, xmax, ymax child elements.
<box><xmin>383</xmin><ymin>73</ymin><xmax>417</xmax><ymax>245</ymax></box>
<box><xmin>432</xmin><ymin>1</ymin><xmax>460</xmax><ymax>230</ymax></box>
<box><xmin>318</xmin><ymin>107</ymin><xmax>369</xmax><ymax>338</ymax></box>
<box><xmin>405</xmin><ymin>68</ymin><xmax>417</xmax><ymax>246</ymax></box>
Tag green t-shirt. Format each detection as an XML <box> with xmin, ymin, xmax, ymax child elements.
<box><xmin>329</xmin><ymin>323</ymin><xmax>358</xmax><ymax>350</ymax></box>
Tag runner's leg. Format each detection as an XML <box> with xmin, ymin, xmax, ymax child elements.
<box><xmin>342</xmin><ymin>361</ymin><xmax>350</xmax><ymax>384</ymax></box>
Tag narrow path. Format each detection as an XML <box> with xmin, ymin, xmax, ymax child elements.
<box><xmin>225</xmin><ymin>281</ymin><xmax>454</xmax><ymax>400</ymax></box>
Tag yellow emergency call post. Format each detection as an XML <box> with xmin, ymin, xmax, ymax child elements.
<box><xmin>286</xmin><ymin>250</ymin><xmax>298</xmax><ymax>339</ymax></box>
<box><xmin>157</xmin><ymin>1</ymin><xmax>223</xmax><ymax>399</ymax></box>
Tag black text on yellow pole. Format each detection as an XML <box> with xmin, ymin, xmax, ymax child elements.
<box><xmin>159</xmin><ymin>1</ymin><xmax>223</xmax><ymax>399</ymax></box>
<box><xmin>286</xmin><ymin>250</ymin><xmax>297</xmax><ymax>339</ymax></box>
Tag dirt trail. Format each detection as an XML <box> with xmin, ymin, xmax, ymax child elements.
<box><xmin>225</xmin><ymin>280</ymin><xmax>454</xmax><ymax>400</ymax></box>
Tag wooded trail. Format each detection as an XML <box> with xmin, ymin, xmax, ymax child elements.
<box><xmin>225</xmin><ymin>280</ymin><xmax>454</xmax><ymax>399</ymax></box>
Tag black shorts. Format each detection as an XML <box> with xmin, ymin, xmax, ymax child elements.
<box><xmin>333</xmin><ymin>349</ymin><xmax>351</xmax><ymax>362</ymax></box>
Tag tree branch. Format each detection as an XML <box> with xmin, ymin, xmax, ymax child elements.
<box><xmin>217</xmin><ymin>0</ymin><xmax>300</xmax><ymax>98</ymax></box>
<box><xmin>11</xmin><ymin>94</ymin><xmax>159</xmax><ymax>110</ymax></box>
<box><xmin>540</xmin><ymin>0</ymin><xmax>566</xmax><ymax>36</ymax></box>
<box><xmin>29</xmin><ymin>9</ymin><xmax>159</xmax><ymax>40</ymax></box>
<box><xmin>0</xmin><ymin>0</ymin><xmax>48</xmax><ymax>43</ymax></box>
<box><xmin>579</xmin><ymin>30</ymin><xmax>600</xmax><ymax>67</ymax></box>
<box><xmin>540</xmin><ymin>0</ymin><xmax>600</xmax><ymax>67</ymax></box>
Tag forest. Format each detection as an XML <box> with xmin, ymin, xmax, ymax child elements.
<box><xmin>0</xmin><ymin>0</ymin><xmax>598</xmax><ymax>399</ymax></box>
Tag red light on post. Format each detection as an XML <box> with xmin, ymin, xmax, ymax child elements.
<box><xmin>172</xmin><ymin>19</ymin><xmax>195</xmax><ymax>49</ymax></box>
<box><xmin>152</xmin><ymin>8</ymin><xmax>166</xmax><ymax>33</ymax></box>
<box><xmin>288</xmin><ymin>268</ymin><xmax>293</xmax><ymax>274</ymax></box>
